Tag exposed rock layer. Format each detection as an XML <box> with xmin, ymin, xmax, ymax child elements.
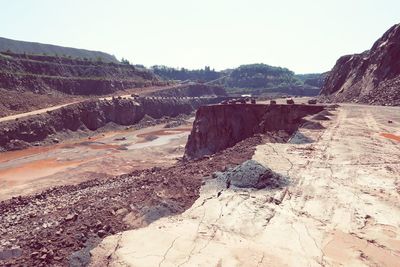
<box><xmin>184</xmin><ymin>104</ymin><xmax>324</xmax><ymax>159</ymax></box>
<box><xmin>320</xmin><ymin>23</ymin><xmax>400</xmax><ymax>106</ymax></box>
<box><xmin>0</xmin><ymin>52</ymin><xmax>164</xmax><ymax>95</ymax></box>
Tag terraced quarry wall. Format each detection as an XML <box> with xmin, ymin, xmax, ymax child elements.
<box><xmin>0</xmin><ymin>52</ymin><xmax>165</xmax><ymax>95</ymax></box>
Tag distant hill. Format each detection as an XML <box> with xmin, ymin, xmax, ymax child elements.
<box><xmin>320</xmin><ymin>23</ymin><xmax>400</xmax><ymax>106</ymax></box>
<box><xmin>151</xmin><ymin>63</ymin><xmax>325</xmax><ymax>96</ymax></box>
<box><xmin>0</xmin><ymin>36</ymin><xmax>118</xmax><ymax>63</ymax></box>
<box><xmin>296</xmin><ymin>73</ymin><xmax>327</xmax><ymax>89</ymax></box>
<box><xmin>151</xmin><ymin>65</ymin><xmax>220</xmax><ymax>82</ymax></box>
<box><xmin>213</xmin><ymin>64</ymin><xmax>324</xmax><ymax>96</ymax></box>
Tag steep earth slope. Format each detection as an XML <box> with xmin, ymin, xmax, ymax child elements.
<box><xmin>0</xmin><ymin>36</ymin><xmax>118</xmax><ymax>63</ymax></box>
<box><xmin>320</xmin><ymin>23</ymin><xmax>400</xmax><ymax>105</ymax></box>
<box><xmin>213</xmin><ymin>64</ymin><xmax>324</xmax><ymax>96</ymax></box>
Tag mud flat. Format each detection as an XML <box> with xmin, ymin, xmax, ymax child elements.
<box><xmin>91</xmin><ymin>104</ymin><xmax>400</xmax><ymax>266</ymax></box>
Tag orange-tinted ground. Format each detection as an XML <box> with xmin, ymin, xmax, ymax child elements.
<box><xmin>381</xmin><ymin>133</ymin><xmax>400</xmax><ymax>142</ymax></box>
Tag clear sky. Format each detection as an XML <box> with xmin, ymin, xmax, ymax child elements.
<box><xmin>2</xmin><ymin>0</ymin><xmax>399</xmax><ymax>73</ymax></box>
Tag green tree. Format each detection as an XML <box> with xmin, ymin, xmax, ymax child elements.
<box><xmin>121</xmin><ymin>58</ymin><xmax>130</xmax><ymax>65</ymax></box>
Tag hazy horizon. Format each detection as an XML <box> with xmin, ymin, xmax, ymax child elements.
<box><xmin>2</xmin><ymin>0</ymin><xmax>399</xmax><ymax>74</ymax></box>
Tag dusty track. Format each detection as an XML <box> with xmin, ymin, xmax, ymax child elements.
<box><xmin>92</xmin><ymin>104</ymin><xmax>400</xmax><ymax>266</ymax></box>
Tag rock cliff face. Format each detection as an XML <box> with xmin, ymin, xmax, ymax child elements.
<box><xmin>184</xmin><ymin>104</ymin><xmax>324</xmax><ymax>159</ymax></box>
<box><xmin>320</xmin><ymin>23</ymin><xmax>400</xmax><ymax>105</ymax></box>
<box><xmin>0</xmin><ymin>97</ymin><xmax>223</xmax><ymax>151</ymax></box>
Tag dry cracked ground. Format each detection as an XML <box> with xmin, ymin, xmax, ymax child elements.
<box><xmin>91</xmin><ymin>104</ymin><xmax>400</xmax><ymax>267</ymax></box>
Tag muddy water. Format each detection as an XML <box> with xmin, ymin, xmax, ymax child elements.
<box><xmin>0</xmin><ymin>123</ymin><xmax>192</xmax><ymax>200</ymax></box>
<box><xmin>129</xmin><ymin>128</ymin><xmax>191</xmax><ymax>149</ymax></box>
<box><xmin>0</xmin><ymin>158</ymin><xmax>88</xmax><ymax>186</ymax></box>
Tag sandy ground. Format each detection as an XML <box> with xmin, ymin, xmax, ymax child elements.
<box><xmin>91</xmin><ymin>104</ymin><xmax>400</xmax><ymax>267</ymax></box>
<box><xmin>0</xmin><ymin>122</ymin><xmax>192</xmax><ymax>201</ymax></box>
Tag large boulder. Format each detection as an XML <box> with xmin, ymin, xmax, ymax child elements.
<box><xmin>220</xmin><ymin>160</ymin><xmax>287</xmax><ymax>189</ymax></box>
<box><xmin>226</xmin><ymin>160</ymin><xmax>267</xmax><ymax>188</ymax></box>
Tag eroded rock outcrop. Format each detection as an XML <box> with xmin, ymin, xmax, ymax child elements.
<box><xmin>320</xmin><ymin>23</ymin><xmax>400</xmax><ymax>106</ymax></box>
<box><xmin>184</xmin><ymin>104</ymin><xmax>324</xmax><ymax>159</ymax></box>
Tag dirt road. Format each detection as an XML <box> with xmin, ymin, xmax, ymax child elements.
<box><xmin>92</xmin><ymin>104</ymin><xmax>400</xmax><ymax>266</ymax></box>
<box><xmin>0</xmin><ymin>102</ymin><xmax>79</xmax><ymax>123</ymax></box>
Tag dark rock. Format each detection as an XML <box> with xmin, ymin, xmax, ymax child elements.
<box><xmin>30</xmin><ymin>252</ymin><xmax>39</xmax><ymax>257</ymax></box>
<box><xmin>65</xmin><ymin>213</ymin><xmax>78</xmax><ymax>222</ymax></box>
<box><xmin>97</xmin><ymin>230</ymin><xmax>106</xmax><ymax>238</ymax></box>
<box><xmin>229</xmin><ymin>160</ymin><xmax>267</xmax><ymax>188</ymax></box>
<box><xmin>4</xmin><ymin>139</ymin><xmax>30</xmax><ymax>151</ymax></box>
<box><xmin>151</xmin><ymin>166</ymin><xmax>162</xmax><ymax>173</ymax></box>
<box><xmin>0</xmin><ymin>248</ymin><xmax>23</xmax><ymax>260</ymax></box>
<box><xmin>95</xmin><ymin>220</ymin><xmax>102</xmax><ymax>229</ymax></box>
